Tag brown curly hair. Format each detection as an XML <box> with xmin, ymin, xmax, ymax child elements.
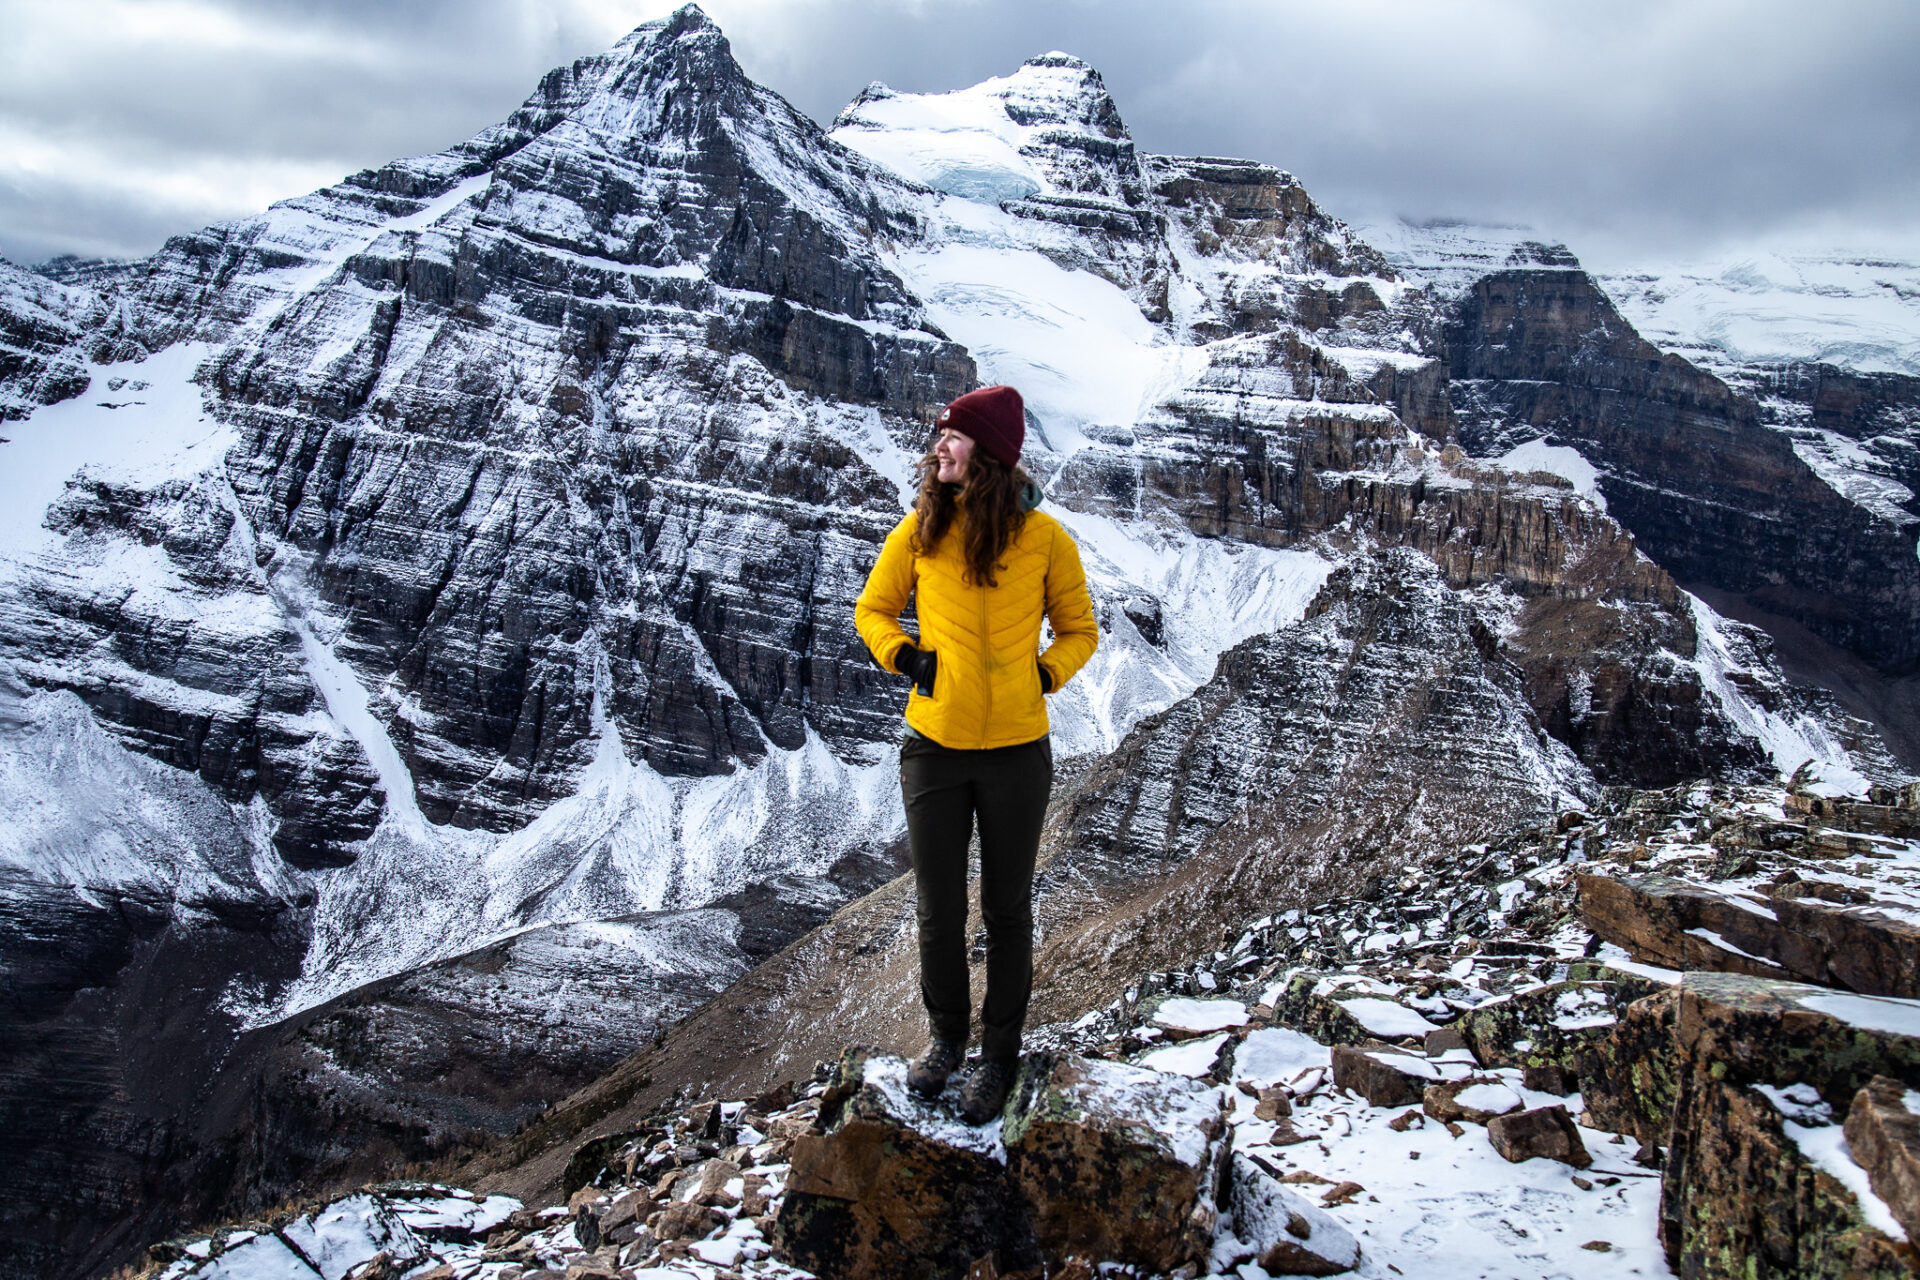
<box><xmin>911</xmin><ymin>444</ymin><xmax>1033</xmax><ymax>588</ymax></box>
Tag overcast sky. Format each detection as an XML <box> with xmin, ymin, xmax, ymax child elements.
<box><xmin>3</xmin><ymin>0</ymin><xmax>1916</xmax><ymax>271</ymax></box>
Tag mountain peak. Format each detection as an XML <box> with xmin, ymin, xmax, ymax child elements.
<box><xmin>830</xmin><ymin>51</ymin><xmax>1138</xmax><ymax>206</ymax></box>
<box><xmin>1000</xmin><ymin>51</ymin><xmax>1128</xmax><ymax>140</ymax></box>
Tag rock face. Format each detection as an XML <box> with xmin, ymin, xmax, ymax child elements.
<box><xmin>1658</xmin><ymin>972</ymin><xmax>1920</xmax><ymax>1279</ymax></box>
<box><xmin>1845</xmin><ymin>1076</ymin><xmax>1920</xmax><ymax>1243</ymax></box>
<box><xmin>1578</xmin><ymin>986</ymin><xmax>1681</xmax><ymax>1146</ymax></box>
<box><xmin>1443</xmin><ymin>266</ymin><xmax>1920</xmax><ymax>674</ymax></box>
<box><xmin>0</xmin><ymin>261</ymin><xmax>96</xmax><ymax>420</ymax></box>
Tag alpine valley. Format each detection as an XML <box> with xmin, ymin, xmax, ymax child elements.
<box><xmin>1</xmin><ymin>9</ymin><xmax>1915</xmax><ymax>1280</ymax></box>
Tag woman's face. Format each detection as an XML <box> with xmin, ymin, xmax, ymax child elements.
<box><xmin>934</xmin><ymin>427</ymin><xmax>975</xmax><ymax>484</ymax></box>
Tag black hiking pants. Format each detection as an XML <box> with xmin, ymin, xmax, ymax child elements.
<box><xmin>900</xmin><ymin>733</ymin><xmax>1053</xmax><ymax>1065</ymax></box>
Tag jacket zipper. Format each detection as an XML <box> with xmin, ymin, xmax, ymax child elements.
<box><xmin>977</xmin><ymin>570</ymin><xmax>992</xmax><ymax>748</ymax></box>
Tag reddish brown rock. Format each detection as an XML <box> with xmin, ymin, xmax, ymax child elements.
<box><xmin>1487</xmin><ymin>1105</ymin><xmax>1591</xmax><ymax>1168</ymax></box>
<box><xmin>1330</xmin><ymin>1047</ymin><xmax>1431</xmax><ymax>1108</ymax></box>
<box><xmin>1659</xmin><ymin>973</ymin><xmax>1920</xmax><ymax>1279</ymax></box>
<box><xmin>771</xmin><ymin>1048</ymin><xmax>1029</xmax><ymax>1280</ymax></box>
<box><xmin>1844</xmin><ymin>1076</ymin><xmax>1920</xmax><ymax>1243</ymax></box>
<box><xmin>689</xmin><ymin>1159</ymin><xmax>741</xmax><ymax>1208</ymax></box>
<box><xmin>1252</xmin><ymin>1087</ymin><xmax>1292</xmax><ymax>1121</ymax></box>
<box><xmin>1576</xmin><ymin>872</ymin><xmax>1803</xmax><ymax>978</ymax></box>
<box><xmin>1577</xmin><ymin>871</ymin><xmax>1920</xmax><ymax>999</ymax></box>
<box><xmin>1003</xmin><ymin>1054</ymin><xmax>1228</xmax><ymax>1276</ymax></box>
<box><xmin>1424</xmin><ymin>1077</ymin><xmax>1524</xmax><ymax>1125</ymax></box>
<box><xmin>649</xmin><ymin>1202</ymin><xmax>720</xmax><ymax>1242</ymax></box>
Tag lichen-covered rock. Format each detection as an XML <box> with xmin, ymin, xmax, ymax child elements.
<box><xmin>771</xmin><ymin>1048</ymin><xmax>1026</xmax><ymax>1280</ymax></box>
<box><xmin>1844</xmin><ymin>1076</ymin><xmax>1920</xmax><ymax>1244</ymax></box>
<box><xmin>1217</xmin><ymin>1152</ymin><xmax>1359</xmax><ymax>1276</ymax></box>
<box><xmin>1486</xmin><ymin>1105</ymin><xmax>1590</xmax><ymax>1168</ymax></box>
<box><xmin>1659</xmin><ymin>973</ymin><xmax>1920</xmax><ymax>1279</ymax></box>
<box><xmin>1264</xmin><ymin>972</ymin><xmax>1423</xmax><ymax>1047</ymax></box>
<box><xmin>1455</xmin><ymin>969</ymin><xmax>1659</xmax><ymax>1076</ymax></box>
<box><xmin>1577</xmin><ymin>986</ymin><xmax>1680</xmax><ymax>1146</ymax></box>
<box><xmin>1003</xmin><ymin>1053</ymin><xmax>1228</xmax><ymax>1275</ymax></box>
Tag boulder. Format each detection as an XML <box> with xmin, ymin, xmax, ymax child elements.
<box><xmin>771</xmin><ymin>1048</ymin><xmax>1027</xmax><ymax>1280</ymax></box>
<box><xmin>1330</xmin><ymin>1046</ymin><xmax>1437</xmax><ymax>1108</ymax></box>
<box><xmin>1487</xmin><ymin>1105</ymin><xmax>1591</xmax><ymax>1168</ymax></box>
<box><xmin>1844</xmin><ymin>1076</ymin><xmax>1920</xmax><ymax>1243</ymax></box>
<box><xmin>1520</xmin><ymin>1064</ymin><xmax>1576</xmax><ymax>1095</ymax></box>
<box><xmin>1218</xmin><ymin>1152</ymin><xmax>1360</xmax><ymax>1276</ymax></box>
<box><xmin>1577</xmin><ymin>986</ymin><xmax>1680</xmax><ymax>1146</ymax></box>
<box><xmin>1145</xmin><ymin>995</ymin><xmax>1250</xmax><ymax>1041</ymax></box>
<box><xmin>1659</xmin><ymin>973</ymin><xmax>1920</xmax><ymax>1279</ymax></box>
<box><xmin>1577</xmin><ymin>872</ymin><xmax>1920</xmax><ymax>999</ymax></box>
<box><xmin>1424</xmin><ymin>1077</ymin><xmax>1524</xmax><ymax>1125</ymax></box>
<box><xmin>1004</xmin><ymin>1053</ymin><xmax>1228</xmax><ymax>1275</ymax></box>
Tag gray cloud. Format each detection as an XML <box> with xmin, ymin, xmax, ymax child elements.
<box><xmin>3</xmin><ymin>0</ymin><xmax>1916</xmax><ymax>269</ymax></box>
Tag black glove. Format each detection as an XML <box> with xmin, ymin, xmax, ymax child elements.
<box><xmin>1038</xmin><ymin>661</ymin><xmax>1055</xmax><ymax>694</ymax></box>
<box><xmin>897</xmin><ymin>645</ymin><xmax>937</xmax><ymax>697</ymax></box>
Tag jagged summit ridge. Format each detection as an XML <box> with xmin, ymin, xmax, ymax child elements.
<box><xmin>831</xmin><ymin>45</ymin><xmax>1145</xmax><ymax>212</ymax></box>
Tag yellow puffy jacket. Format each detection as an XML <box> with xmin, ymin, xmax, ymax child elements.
<box><xmin>855</xmin><ymin>504</ymin><xmax>1099</xmax><ymax>749</ymax></box>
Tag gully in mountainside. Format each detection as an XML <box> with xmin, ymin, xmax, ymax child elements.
<box><xmin>855</xmin><ymin>384</ymin><xmax>1100</xmax><ymax>1123</ymax></box>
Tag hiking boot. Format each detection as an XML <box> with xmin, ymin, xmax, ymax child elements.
<box><xmin>959</xmin><ymin>1058</ymin><xmax>1015</xmax><ymax>1125</ymax></box>
<box><xmin>907</xmin><ymin>1040</ymin><xmax>964</xmax><ymax>1098</ymax></box>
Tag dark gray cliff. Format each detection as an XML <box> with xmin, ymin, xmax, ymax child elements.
<box><xmin>1443</xmin><ymin>268</ymin><xmax>1920</xmax><ymax>674</ymax></box>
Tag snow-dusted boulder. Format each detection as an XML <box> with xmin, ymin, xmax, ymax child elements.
<box><xmin>772</xmin><ymin>1048</ymin><xmax>1021</xmax><ymax>1280</ymax></box>
<box><xmin>1004</xmin><ymin>1053</ymin><xmax>1229</xmax><ymax>1275</ymax></box>
<box><xmin>1216</xmin><ymin>1151</ymin><xmax>1360</xmax><ymax>1276</ymax></box>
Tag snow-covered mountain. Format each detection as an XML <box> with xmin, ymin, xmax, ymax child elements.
<box><xmin>0</xmin><ymin>10</ymin><xmax>1910</xmax><ymax>1278</ymax></box>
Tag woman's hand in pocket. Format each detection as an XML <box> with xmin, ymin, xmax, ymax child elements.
<box><xmin>899</xmin><ymin>645</ymin><xmax>938</xmax><ymax>696</ymax></box>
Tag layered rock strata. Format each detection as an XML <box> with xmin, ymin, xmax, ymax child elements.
<box><xmin>1444</xmin><ymin>267</ymin><xmax>1920</xmax><ymax>673</ymax></box>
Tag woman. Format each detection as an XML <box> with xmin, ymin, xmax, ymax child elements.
<box><xmin>855</xmin><ymin>384</ymin><xmax>1099</xmax><ymax>1124</ymax></box>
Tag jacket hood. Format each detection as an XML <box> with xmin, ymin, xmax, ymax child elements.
<box><xmin>1020</xmin><ymin>479</ymin><xmax>1044</xmax><ymax>512</ymax></box>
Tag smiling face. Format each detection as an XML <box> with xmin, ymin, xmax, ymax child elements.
<box><xmin>933</xmin><ymin>427</ymin><xmax>975</xmax><ymax>484</ymax></box>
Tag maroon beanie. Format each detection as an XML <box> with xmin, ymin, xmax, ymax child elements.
<box><xmin>939</xmin><ymin>385</ymin><xmax>1025</xmax><ymax>467</ymax></box>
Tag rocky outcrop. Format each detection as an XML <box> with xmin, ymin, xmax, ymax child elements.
<box><xmin>1578</xmin><ymin>871</ymin><xmax>1920</xmax><ymax>999</ymax></box>
<box><xmin>771</xmin><ymin>1047</ymin><xmax>1227</xmax><ymax>1278</ymax></box>
<box><xmin>1444</xmin><ymin>267</ymin><xmax>1920</xmax><ymax>673</ymax></box>
<box><xmin>1578</xmin><ymin>986</ymin><xmax>1680</xmax><ymax>1146</ymax></box>
<box><xmin>1658</xmin><ymin>973</ymin><xmax>1920</xmax><ymax>1279</ymax></box>
<box><xmin>0</xmin><ymin>261</ymin><xmax>95</xmax><ymax>420</ymax></box>
<box><xmin>774</xmin><ymin>1049</ymin><xmax>1027</xmax><ymax>1278</ymax></box>
<box><xmin>1005</xmin><ymin>1053</ymin><xmax>1229</xmax><ymax>1271</ymax></box>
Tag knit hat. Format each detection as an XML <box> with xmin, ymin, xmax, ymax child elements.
<box><xmin>939</xmin><ymin>385</ymin><xmax>1025</xmax><ymax>467</ymax></box>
